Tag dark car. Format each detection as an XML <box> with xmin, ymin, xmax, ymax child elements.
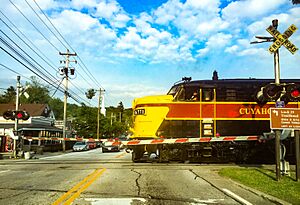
<box><xmin>101</xmin><ymin>140</ymin><xmax>121</xmax><ymax>153</ymax></box>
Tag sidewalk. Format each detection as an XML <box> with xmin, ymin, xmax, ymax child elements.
<box><xmin>0</xmin><ymin>150</ymin><xmax>72</xmax><ymax>160</ymax></box>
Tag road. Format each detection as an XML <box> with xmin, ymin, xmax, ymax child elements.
<box><xmin>0</xmin><ymin>148</ymin><xmax>277</xmax><ymax>205</ymax></box>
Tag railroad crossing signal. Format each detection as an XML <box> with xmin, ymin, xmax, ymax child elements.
<box><xmin>266</xmin><ymin>24</ymin><xmax>298</xmax><ymax>54</ymax></box>
<box><xmin>3</xmin><ymin>110</ymin><xmax>30</xmax><ymax>120</ymax></box>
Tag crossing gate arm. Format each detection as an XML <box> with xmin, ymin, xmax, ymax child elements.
<box><xmin>122</xmin><ymin>136</ymin><xmax>261</xmax><ymax>146</ymax></box>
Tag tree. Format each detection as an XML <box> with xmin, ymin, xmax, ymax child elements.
<box><xmin>292</xmin><ymin>0</ymin><xmax>300</xmax><ymax>4</ymax></box>
<box><xmin>20</xmin><ymin>76</ymin><xmax>51</xmax><ymax>104</ymax></box>
<box><xmin>72</xmin><ymin>104</ymin><xmax>98</xmax><ymax>137</ymax></box>
<box><xmin>0</xmin><ymin>86</ymin><xmax>16</xmax><ymax>103</ymax></box>
<box><xmin>48</xmin><ymin>98</ymin><xmax>64</xmax><ymax>120</ymax></box>
<box><xmin>85</xmin><ymin>89</ymin><xmax>96</xmax><ymax>99</ymax></box>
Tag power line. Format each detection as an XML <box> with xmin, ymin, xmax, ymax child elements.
<box><xmin>9</xmin><ymin>0</ymin><xmax>61</xmax><ymax>52</ymax></box>
<box><xmin>4</xmin><ymin>0</ymin><xmax>107</xmax><ymax>106</ymax></box>
<box><xmin>0</xmin><ymin>39</ymin><xmax>90</xmax><ymax>105</ymax></box>
<box><xmin>0</xmin><ymin>14</ymin><xmax>89</xmax><ymax>103</ymax></box>
<box><xmin>25</xmin><ymin>0</ymin><xmax>69</xmax><ymax>50</ymax></box>
<box><xmin>0</xmin><ymin>63</ymin><xmax>31</xmax><ymax>81</ymax></box>
<box><xmin>24</xmin><ymin>1</ymin><xmax>103</xmax><ymax>102</ymax></box>
<box><xmin>0</xmin><ymin>36</ymin><xmax>64</xmax><ymax>91</ymax></box>
<box><xmin>0</xmin><ymin>11</ymin><xmax>58</xmax><ymax>71</ymax></box>
<box><xmin>0</xmin><ymin>29</ymin><xmax>59</xmax><ymax>85</ymax></box>
<box><xmin>33</xmin><ymin>0</ymin><xmax>104</xmax><ymax>89</ymax></box>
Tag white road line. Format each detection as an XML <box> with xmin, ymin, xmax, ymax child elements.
<box><xmin>222</xmin><ymin>188</ymin><xmax>253</xmax><ymax>205</ymax></box>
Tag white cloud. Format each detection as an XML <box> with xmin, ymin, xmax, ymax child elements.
<box><xmin>94</xmin><ymin>1</ymin><xmax>131</xmax><ymax>28</ymax></box>
<box><xmin>110</xmin><ymin>13</ymin><xmax>130</xmax><ymax>28</ymax></box>
<box><xmin>197</xmin><ymin>47</ymin><xmax>209</xmax><ymax>57</ymax></box>
<box><xmin>71</xmin><ymin>0</ymin><xmax>97</xmax><ymax>9</ymax></box>
<box><xmin>153</xmin><ymin>0</ymin><xmax>181</xmax><ymax>25</ymax></box>
<box><xmin>206</xmin><ymin>33</ymin><xmax>232</xmax><ymax>48</ymax></box>
<box><xmin>222</xmin><ymin>0</ymin><xmax>287</xmax><ymax>20</ymax></box>
<box><xmin>185</xmin><ymin>0</ymin><xmax>220</xmax><ymax>12</ymax></box>
<box><xmin>225</xmin><ymin>45</ymin><xmax>239</xmax><ymax>53</ymax></box>
<box><xmin>196</xmin><ymin>33</ymin><xmax>232</xmax><ymax>57</ymax></box>
<box><xmin>34</xmin><ymin>0</ymin><xmax>59</xmax><ymax>10</ymax></box>
<box><xmin>237</xmin><ymin>48</ymin><xmax>266</xmax><ymax>56</ymax></box>
<box><xmin>153</xmin><ymin>0</ymin><xmax>226</xmax><ymax>37</ymax></box>
<box><xmin>95</xmin><ymin>1</ymin><xmax>120</xmax><ymax>19</ymax></box>
<box><xmin>52</xmin><ymin>10</ymin><xmax>98</xmax><ymax>33</ymax></box>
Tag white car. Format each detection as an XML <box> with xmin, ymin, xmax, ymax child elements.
<box><xmin>102</xmin><ymin>141</ymin><xmax>121</xmax><ymax>153</ymax></box>
<box><xmin>73</xmin><ymin>141</ymin><xmax>89</xmax><ymax>151</ymax></box>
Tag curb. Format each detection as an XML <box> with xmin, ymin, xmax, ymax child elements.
<box><xmin>228</xmin><ymin>178</ymin><xmax>292</xmax><ymax>205</ymax></box>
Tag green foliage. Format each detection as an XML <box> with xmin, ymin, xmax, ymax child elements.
<box><xmin>0</xmin><ymin>86</ymin><xmax>16</xmax><ymax>103</ymax></box>
<box><xmin>72</xmin><ymin>105</ymin><xmax>98</xmax><ymax>137</ymax></box>
<box><xmin>219</xmin><ymin>167</ymin><xmax>300</xmax><ymax>204</ymax></box>
<box><xmin>85</xmin><ymin>89</ymin><xmax>96</xmax><ymax>99</ymax></box>
<box><xmin>48</xmin><ymin>98</ymin><xmax>64</xmax><ymax>120</ymax></box>
<box><xmin>21</xmin><ymin>76</ymin><xmax>51</xmax><ymax>104</ymax></box>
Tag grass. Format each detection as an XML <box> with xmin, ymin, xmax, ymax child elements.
<box><xmin>219</xmin><ymin>167</ymin><xmax>300</xmax><ymax>204</ymax></box>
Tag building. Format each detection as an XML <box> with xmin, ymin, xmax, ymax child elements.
<box><xmin>0</xmin><ymin>104</ymin><xmax>62</xmax><ymax>152</ymax></box>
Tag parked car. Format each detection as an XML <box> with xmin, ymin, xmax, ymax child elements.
<box><xmin>101</xmin><ymin>140</ymin><xmax>121</xmax><ymax>153</ymax></box>
<box><xmin>73</xmin><ymin>141</ymin><xmax>89</xmax><ymax>151</ymax></box>
<box><xmin>87</xmin><ymin>141</ymin><xmax>97</xmax><ymax>149</ymax></box>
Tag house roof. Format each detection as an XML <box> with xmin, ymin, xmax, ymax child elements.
<box><xmin>0</xmin><ymin>104</ymin><xmax>50</xmax><ymax>117</ymax></box>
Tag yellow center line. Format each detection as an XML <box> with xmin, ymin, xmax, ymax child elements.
<box><xmin>52</xmin><ymin>168</ymin><xmax>106</xmax><ymax>205</ymax></box>
<box><xmin>115</xmin><ymin>152</ymin><xmax>126</xmax><ymax>158</ymax></box>
<box><xmin>64</xmin><ymin>168</ymin><xmax>106</xmax><ymax>205</ymax></box>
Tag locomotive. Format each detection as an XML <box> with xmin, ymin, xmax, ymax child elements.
<box><xmin>125</xmin><ymin>71</ymin><xmax>300</xmax><ymax>163</ymax></box>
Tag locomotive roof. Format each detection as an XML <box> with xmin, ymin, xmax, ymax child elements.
<box><xmin>174</xmin><ymin>78</ymin><xmax>300</xmax><ymax>87</ymax></box>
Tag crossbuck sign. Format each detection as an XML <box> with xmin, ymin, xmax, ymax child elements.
<box><xmin>266</xmin><ymin>24</ymin><xmax>298</xmax><ymax>54</ymax></box>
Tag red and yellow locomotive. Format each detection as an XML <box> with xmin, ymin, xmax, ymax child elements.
<box><xmin>126</xmin><ymin>72</ymin><xmax>300</xmax><ymax>163</ymax></box>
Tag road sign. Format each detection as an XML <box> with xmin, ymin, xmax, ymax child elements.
<box><xmin>270</xmin><ymin>108</ymin><xmax>300</xmax><ymax>130</ymax></box>
<box><xmin>266</xmin><ymin>24</ymin><xmax>298</xmax><ymax>54</ymax></box>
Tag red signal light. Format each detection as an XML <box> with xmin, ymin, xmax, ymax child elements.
<box><xmin>15</xmin><ymin>111</ymin><xmax>30</xmax><ymax>120</ymax></box>
<box><xmin>286</xmin><ymin>84</ymin><xmax>300</xmax><ymax>102</ymax></box>
<box><xmin>16</xmin><ymin>112</ymin><xmax>23</xmax><ymax>119</ymax></box>
<box><xmin>291</xmin><ymin>89</ymin><xmax>300</xmax><ymax>98</ymax></box>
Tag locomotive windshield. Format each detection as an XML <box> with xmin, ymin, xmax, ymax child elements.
<box><xmin>167</xmin><ymin>85</ymin><xmax>180</xmax><ymax>96</ymax></box>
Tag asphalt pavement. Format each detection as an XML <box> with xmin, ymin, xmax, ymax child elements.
<box><xmin>0</xmin><ymin>150</ymin><xmax>290</xmax><ymax>205</ymax></box>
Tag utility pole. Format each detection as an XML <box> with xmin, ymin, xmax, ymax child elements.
<box><xmin>13</xmin><ymin>76</ymin><xmax>21</xmax><ymax>158</ymax></box>
<box><xmin>97</xmin><ymin>89</ymin><xmax>105</xmax><ymax>140</ymax></box>
<box><xmin>59</xmin><ymin>49</ymin><xmax>76</xmax><ymax>152</ymax></box>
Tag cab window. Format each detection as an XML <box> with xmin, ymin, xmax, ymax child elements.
<box><xmin>202</xmin><ymin>89</ymin><xmax>213</xmax><ymax>101</ymax></box>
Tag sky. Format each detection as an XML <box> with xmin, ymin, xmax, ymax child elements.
<box><xmin>0</xmin><ymin>0</ymin><xmax>299</xmax><ymax>108</ymax></box>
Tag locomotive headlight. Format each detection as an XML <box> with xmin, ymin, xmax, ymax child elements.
<box><xmin>134</xmin><ymin>108</ymin><xmax>146</xmax><ymax>115</ymax></box>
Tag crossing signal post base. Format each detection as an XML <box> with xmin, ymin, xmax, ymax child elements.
<box><xmin>275</xmin><ymin>130</ymin><xmax>281</xmax><ymax>181</ymax></box>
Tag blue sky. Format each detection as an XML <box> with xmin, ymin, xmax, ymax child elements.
<box><xmin>0</xmin><ymin>0</ymin><xmax>299</xmax><ymax>108</ymax></box>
